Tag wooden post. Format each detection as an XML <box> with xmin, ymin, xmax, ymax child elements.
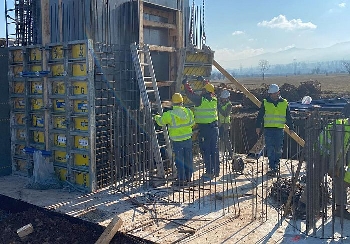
<box><xmin>213</xmin><ymin>59</ymin><xmax>305</xmax><ymax>147</ymax></box>
<box><xmin>41</xmin><ymin>0</ymin><xmax>50</xmax><ymax>150</ymax></box>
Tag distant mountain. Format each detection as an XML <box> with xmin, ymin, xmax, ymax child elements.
<box><xmin>227</xmin><ymin>41</ymin><xmax>350</xmax><ymax>69</ymax></box>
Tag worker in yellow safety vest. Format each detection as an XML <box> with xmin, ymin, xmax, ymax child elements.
<box><xmin>154</xmin><ymin>93</ymin><xmax>195</xmax><ymax>187</ymax></box>
<box><xmin>255</xmin><ymin>84</ymin><xmax>294</xmax><ymax>177</ymax></box>
<box><xmin>183</xmin><ymin>77</ymin><xmax>219</xmax><ymax>179</ymax></box>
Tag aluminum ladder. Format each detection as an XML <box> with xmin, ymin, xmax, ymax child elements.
<box><xmin>130</xmin><ymin>43</ymin><xmax>173</xmax><ymax>179</ymax></box>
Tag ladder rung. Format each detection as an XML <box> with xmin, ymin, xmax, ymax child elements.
<box><xmin>147</xmin><ymin>89</ymin><xmax>155</xmax><ymax>93</ymax></box>
<box><xmin>140</xmin><ymin>63</ymin><xmax>149</xmax><ymax>66</ymax></box>
<box><xmin>155</xmin><ymin>130</ymin><xmax>163</xmax><ymax>134</ymax></box>
<box><xmin>144</xmin><ymin>76</ymin><xmax>152</xmax><ymax>80</ymax></box>
<box><xmin>145</xmin><ymin>82</ymin><xmax>153</xmax><ymax>87</ymax></box>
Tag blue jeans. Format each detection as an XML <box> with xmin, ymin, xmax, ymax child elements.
<box><xmin>199</xmin><ymin>123</ymin><xmax>220</xmax><ymax>175</ymax></box>
<box><xmin>172</xmin><ymin>138</ymin><xmax>193</xmax><ymax>181</ymax></box>
<box><xmin>264</xmin><ymin>128</ymin><xmax>284</xmax><ymax>171</ymax></box>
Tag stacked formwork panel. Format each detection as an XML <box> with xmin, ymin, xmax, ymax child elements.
<box><xmin>9</xmin><ymin>40</ymin><xmax>106</xmax><ymax>191</ymax></box>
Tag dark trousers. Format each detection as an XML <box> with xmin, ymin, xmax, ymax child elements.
<box><xmin>198</xmin><ymin>123</ymin><xmax>220</xmax><ymax>175</ymax></box>
<box><xmin>219</xmin><ymin>123</ymin><xmax>233</xmax><ymax>157</ymax></box>
<box><xmin>264</xmin><ymin>128</ymin><xmax>284</xmax><ymax>170</ymax></box>
<box><xmin>172</xmin><ymin>138</ymin><xmax>193</xmax><ymax>181</ymax></box>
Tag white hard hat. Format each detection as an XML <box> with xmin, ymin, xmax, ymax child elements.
<box><xmin>220</xmin><ymin>90</ymin><xmax>230</xmax><ymax>99</ymax></box>
<box><xmin>268</xmin><ymin>84</ymin><xmax>279</xmax><ymax>94</ymax></box>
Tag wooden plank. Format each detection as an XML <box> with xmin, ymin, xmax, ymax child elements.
<box><xmin>149</xmin><ymin>45</ymin><xmax>176</xmax><ymax>52</ymax></box>
<box><xmin>95</xmin><ymin>215</ymin><xmax>123</xmax><ymax>244</ymax></box>
<box><xmin>213</xmin><ymin>59</ymin><xmax>305</xmax><ymax>147</ymax></box>
<box><xmin>139</xmin><ymin>0</ymin><xmax>144</xmax><ymax>45</ymax></box>
<box><xmin>143</xmin><ymin>19</ymin><xmax>176</xmax><ymax>29</ymax></box>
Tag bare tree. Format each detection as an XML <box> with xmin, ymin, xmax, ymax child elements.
<box><xmin>259</xmin><ymin>59</ymin><xmax>270</xmax><ymax>80</ymax></box>
<box><xmin>342</xmin><ymin>61</ymin><xmax>350</xmax><ymax>74</ymax></box>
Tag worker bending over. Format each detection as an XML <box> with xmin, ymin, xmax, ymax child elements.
<box><xmin>154</xmin><ymin>93</ymin><xmax>195</xmax><ymax>186</ymax></box>
<box><xmin>183</xmin><ymin>77</ymin><xmax>220</xmax><ymax>179</ymax></box>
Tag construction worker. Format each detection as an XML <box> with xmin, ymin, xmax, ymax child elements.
<box><xmin>182</xmin><ymin>77</ymin><xmax>219</xmax><ymax>179</ymax></box>
<box><xmin>297</xmin><ymin>103</ymin><xmax>350</xmax><ymax>219</ymax></box>
<box><xmin>218</xmin><ymin>89</ymin><xmax>234</xmax><ymax>158</ymax></box>
<box><xmin>255</xmin><ymin>84</ymin><xmax>294</xmax><ymax>177</ymax></box>
<box><xmin>154</xmin><ymin>93</ymin><xmax>195</xmax><ymax>186</ymax></box>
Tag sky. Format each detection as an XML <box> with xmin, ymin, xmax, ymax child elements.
<box><xmin>200</xmin><ymin>0</ymin><xmax>350</xmax><ymax>68</ymax></box>
<box><xmin>1</xmin><ymin>0</ymin><xmax>349</xmax><ymax>68</ymax></box>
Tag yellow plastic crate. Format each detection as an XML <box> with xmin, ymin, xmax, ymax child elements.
<box><xmin>12</xmin><ymin>49</ymin><xmax>23</xmax><ymax>63</ymax></box>
<box><xmin>13</xmin><ymin>82</ymin><xmax>25</xmax><ymax>94</ymax></box>
<box><xmin>30</xmin><ymin>65</ymin><xmax>42</xmax><ymax>72</ymax></box>
<box><xmin>14</xmin><ymin>113</ymin><xmax>25</xmax><ymax>125</ymax></box>
<box><xmin>54</xmin><ymin>167</ymin><xmax>67</xmax><ymax>181</ymax></box>
<box><xmin>16</xmin><ymin>129</ymin><xmax>26</xmax><ymax>141</ymax></box>
<box><xmin>14</xmin><ymin>98</ymin><xmax>25</xmax><ymax>109</ymax></box>
<box><xmin>14</xmin><ymin>159</ymin><xmax>27</xmax><ymax>172</ymax></box>
<box><xmin>12</xmin><ymin>66</ymin><xmax>23</xmax><ymax>77</ymax></box>
<box><xmin>14</xmin><ymin>144</ymin><xmax>25</xmax><ymax>156</ymax></box>
<box><xmin>51</xmin><ymin>64</ymin><xmax>65</xmax><ymax>76</ymax></box>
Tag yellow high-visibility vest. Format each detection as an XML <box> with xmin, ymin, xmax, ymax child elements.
<box><xmin>263</xmin><ymin>99</ymin><xmax>287</xmax><ymax>128</ymax></box>
<box><xmin>194</xmin><ymin>97</ymin><xmax>218</xmax><ymax>124</ymax></box>
<box><xmin>218</xmin><ymin>102</ymin><xmax>231</xmax><ymax>124</ymax></box>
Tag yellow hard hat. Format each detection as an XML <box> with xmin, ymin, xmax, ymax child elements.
<box><xmin>204</xmin><ymin>83</ymin><xmax>215</xmax><ymax>93</ymax></box>
<box><xmin>172</xmin><ymin>93</ymin><xmax>183</xmax><ymax>103</ymax></box>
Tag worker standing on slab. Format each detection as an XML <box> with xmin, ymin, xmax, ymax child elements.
<box><xmin>218</xmin><ymin>89</ymin><xmax>235</xmax><ymax>158</ymax></box>
<box><xmin>255</xmin><ymin>84</ymin><xmax>294</xmax><ymax>177</ymax></box>
<box><xmin>154</xmin><ymin>93</ymin><xmax>195</xmax><ymax>186</ymax></box>
<box><xmin>183</xmin><ymin>77</ymin><xmax>220</xmax><ymax>179</ymax></box>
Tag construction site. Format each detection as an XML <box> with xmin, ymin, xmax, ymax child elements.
<box><xmin>0</xmin><ymin>0</ymin><xmax>350</xmax><ymax>243</ymax></box>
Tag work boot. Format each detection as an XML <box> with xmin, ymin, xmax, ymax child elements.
<box><xmin>334</xmin><ymin>208</ymin><xmax>350</xmax><ymax>220</ymax></box>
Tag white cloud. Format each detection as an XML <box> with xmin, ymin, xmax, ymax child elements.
<box><xmin>213</xmin><ymin>47</ymin><xmax>265</xmax><ymax>68</ymax></box>
<box><xmin>280</xmin><ymin>44</ymin><xmax>296</xmax><ymax>51</ymax></box>
<box><xmin>339</xmin><ymin>2</ymin><xmax>346</xmax><ymax>7</ymax></box>
<box><xmin>232</xmin><ymin>31</ymin><xmax>244</xmax><ymax>36</ymax></box>
<box><xmin>257</xmin><ymin>15</ymin><xmax>317</xmax><ymax>30</ymax></box>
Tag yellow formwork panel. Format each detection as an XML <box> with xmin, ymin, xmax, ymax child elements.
<box><xmin>30</xmin><ymin>65</ymin><xmax>42</xmax><ymax>72</ymax></box>
<box><xmin>29</xmin><ymin>48</ymin><xmax>42</xmax><ymax>61</ymax></box>
<box><xmin>52</xmin><ymin>81</ymin><xmax>65</xmax><ymax>94</ymax></box>
<box><xmin>74</xmin><ymin>117</ymin><xmax>88</xmax><ymax>131</ymax></box>
<box><xmin>51</xmin><ymin>45</ymin><xmax>63</xmax><ymax>60</ymax></box>
<box><xmin>53</xmin><ymin>99</ymin><xmax>65</xmax><ymax>111</ymax></box>
<box><xmin>74</xmin><ymin>153</ymin><xmax>89</xmax><ymax>166</ymax></box>
<box><xmin>14</xmin><ymin>144</ymin><xmax>25</xmax><ymax>156</ymax></box>
<box><xmin>14</xmin><ymin>98</ymin><xmax>25</xmax><ymax>109</ymax></box>
<box><xmin>75</xmin><ymin>171</ymin><xmax>89</xmax><ymax>187</ymax></box>
<box><xmin>55</xmin><ymin>167</ymin><xmax>67</xmax><ymax>181</ymax></box>
<box><xmin>53</xmin><ymin>116</ymin><xmax>67</xmax><ymax>129</ymax></box>
<box><xmin>72</xmin><ymin>43</ymin><xmax>86</xmax><ymax>58</ymax></box>
<box><xmin>185</xmin><ymin>52</ymin><xmax>210</xmax><ymax>63</ymax></box>
<box><xmin>183</xmin><ymin>67</ymin><xmax>208</xmax><ymax>77</ymax></box>
<box><xmin>72</xmin><ymin>81</ymin><xmax>87</xmax><ymax>95</ymax></box>
<box><xmin>72</xmin><ymin>64</ymin><xmax>87</xmax><ymax>76</ymax></box>
<box><xmin>32</xmin><ymin>131</ymin><xmax>45</xmax><ymax>143</ymax></box>
<box><xmin>16</xmin><ymin>129</ymin><xmax>26</xmax><ymax>141</ymax></box>
<box><xmin>30</xmin><ymin>98</ymin><xmax>43</xmax><ymax>110</ymax></box>
<box><xmin>15</xmin><ymin>113</ymin><xmax>25</xmax><ymax>125</ymax></box>
<box><xmin>54</xmin><ymin>150</ymin><xmax>67</xmax><ymax>163</ymax></box>
<box><xmin>15</xmin><ymin>159</ymin><xmax>27</xmax><ymax>172</ymax></box>
<box><xmin>73</xmin><ymin>100</ymin><xmax>88</xmax><ymax>113</ymax></box>
<box><xmin>13</xmin><ymin>65</ymin><xmax>23</xmax><ymax>77</ymax></box>
<box><xmin>54</xmin><ymin>134</ymin><xmax>67</xmax><ymax>147</ymax></box>
<box><xmin>51</xmin><ymin>64</ymin><xmax>65</xmax><ymax>76</ymax></box>
<box><xmin>12</xmin><ymin>49</ymin><xmax>23</xmax><ymax>63</ymax></box>
<box><xmin>30</xmin><ymin>81</ymin><xmax>43</xmax><ymax>94</ymax></box>
<box><xmin>13</xmin><ymin>82</ymin><xmax>25</xmax><ymax>93</ymax></box>
<box><xmin>31</xmin><ymin>114</ymin><xmax>44</xmax><ymax>127</ymax></box>
<box><xmin>74</xmin><ymin>135</ymin><xmax>89</xmax><ymax>149</ymax></box>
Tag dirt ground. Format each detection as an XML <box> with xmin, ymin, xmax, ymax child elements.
<box><xmin>2</xmin><ymin>155</ymin><xmax>349</xmax><ymax>244</ymax></box>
